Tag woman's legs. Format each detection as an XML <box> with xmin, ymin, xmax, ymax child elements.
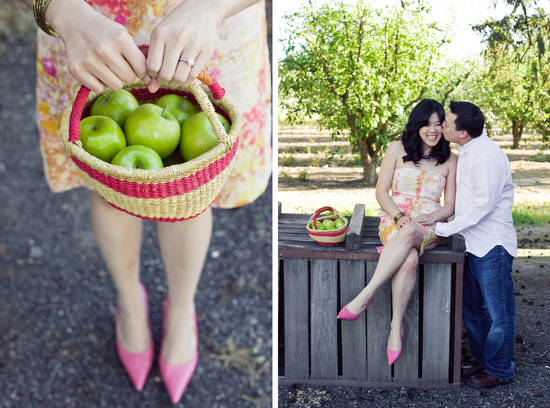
<box><xmin>345</xmin><ymin>223</ymin><xmax>424</xmax><ymax>314</ymax></box>
<box><xmin>388</xmin><ymin>248</ymin><xmax>418</xmax><ymax>350</ymax></box>
<box><xmin>157</xmin><ymin>207</ymin><xmax>213</xmax><ymax>365</ymax></box>
<box><xmin>89</xmin><ymin>191</ymin><xmax>150</xmax><ymax>353</ymax></box>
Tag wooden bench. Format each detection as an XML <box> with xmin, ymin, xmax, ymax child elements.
<box><xmin>278</xmin><ymin>204</ymin><xmax>465</xmax><ymax>389</ymax></box>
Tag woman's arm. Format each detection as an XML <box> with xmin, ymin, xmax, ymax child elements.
<box><xmin>146</xmin><ymin>0</ymin><xmax>261</xmax><ymax>92</ymax></box>
<box><xmin>376</xmin><ymin>141</ymin><xmax>406</xmax><ymax>223</ymax></box>
<box><xmin>413</xmin><ymin>152</ymin><xmax>457</xmax><ymax>225</ymax></box>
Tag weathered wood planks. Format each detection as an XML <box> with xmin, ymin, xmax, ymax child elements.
<box><xmin>279</xmin><ymin>210</ymin><xmax>465</xmax><ymax>389</ymax></box>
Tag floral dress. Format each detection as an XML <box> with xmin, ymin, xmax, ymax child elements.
<box><xmin>35</xmin><ymin>0</ymin><xmax>271</xmax><ymax>209</ymax></box>
<box><xmin>378</xmin><ymin>167</ymin><xmax>447</xmax><ymax>256</ymax></box>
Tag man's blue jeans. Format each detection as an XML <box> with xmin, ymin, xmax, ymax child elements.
<box><xmin>463</xmin><ymin>245</ymin><xmax>516</xmax><ymax>381</ymax></box>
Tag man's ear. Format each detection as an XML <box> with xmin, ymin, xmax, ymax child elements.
<box><xmin>458</xmin><ymin>130</ymin><xmax>474</xmax><ymax>144</ymax></box>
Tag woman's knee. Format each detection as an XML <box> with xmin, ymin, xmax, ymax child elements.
<box><xmin>401</xmin><ymin>249</ymin><xmax>419</xmax><ymax>275</ymax></box>
<box><xmin>397</xmin><ymin>223</ymin><xmax>423</xmax><ymax>244</ymax></box>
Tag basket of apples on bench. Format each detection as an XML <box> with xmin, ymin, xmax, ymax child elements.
<box><xmin>306</xmin><ymin>206</ymin><xmax>349</xmax><ymax>245</ymax></box>
<box><xmin>59</xmin><ymin>45</ymin><xmax>241</xmax><ymax>222</ymax></box>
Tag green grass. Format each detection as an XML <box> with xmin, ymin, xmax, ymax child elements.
<box><xmin>280</xmin><ymin>155</ymin><xmax>297</xmax><ymax>167</ymax></box>
<box><xmin>340</xmin><ymin>206</ymin><xmax>380</xmax><ymax>217</ymax></box>
<box><xmin>512</xmin><ymin>202</ymin><xmax>550</xmax><ymax>225</ymax></box>
<box><xmin>327</xmin><ymin>201</ymin><xmax>549</xmax><ymax>226</ymax></box>
<box><xmin>280</xmin><ymin>170</ymin><xmax>291</xmax><ymax>181</ymax></box>
<box><xmin>298</xmin><ymin>170</ymin><xmax>308</xmax><ymax>182</ymax></box>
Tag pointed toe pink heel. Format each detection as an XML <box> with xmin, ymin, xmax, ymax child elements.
<box><xmin>337</xmin><ymin>296</ymin><xmax>375</xmax><ymax>321</ymax></box>
<box><xmin>387</xmin><ymin>322</ymin><xmax>406</xmax><ymax>365</ymax></box>
<box><xmin>159</xmin><ymin>300</ymin><xmax>199</xmax><ymax>404</ymax></box>
<box><xmin>115</xmin><ymin>282</ymin><xmax>154</xmax><ymax>391</ymax></box>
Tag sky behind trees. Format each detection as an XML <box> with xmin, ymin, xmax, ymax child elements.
<box><xmin>274</xmin><ymin>0</ymin><xmax>534</xmax><ymax>59</ymax></box>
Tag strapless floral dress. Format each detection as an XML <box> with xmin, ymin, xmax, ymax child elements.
<box><xmin>378</xmin><ymin>167</ymin><xmax>447</xmax><ymax>256</ymax></box>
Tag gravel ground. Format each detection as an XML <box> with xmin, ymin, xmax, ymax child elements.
<box><xmin>0</xmin><ymin>26</ymin><xmax>272</xmax><ymax>408</ymax></box>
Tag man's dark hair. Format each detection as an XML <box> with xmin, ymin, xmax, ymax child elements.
<box><xmin>401</xmin><ymin>98</ymin><xmax>450</xmax><ymax>166</ymax></box>
<box><xmin>449</xmin><ymin>101</ymin><xmax>485</xmax><ymax>138</ymax></box>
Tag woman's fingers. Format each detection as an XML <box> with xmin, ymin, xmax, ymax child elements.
<box><xmin>122</xmin><ymin>42</ymin><xmax>149</xmax><ymax>81</ymax></box>
<box><xmin>412</xmin><ymin>214</ymin><xmax>434</xmax><ymax>225</ymax></box>
<box><xmin>397</xmin><ymin>215</ymin><xmax>412</xmax><ymax>229</ymax></box>
<box><xmin>55</xmin><ymin>8</ymin><xmax>147</xmax><ymax>92</ymax></box>
<box><xmin>72</xmin><ymin>72</ymin><xmax>109</xmax><ymax>94</ymax></box>
<box><xmin>167</xmin><ymin>50</ymin><xmax>207</xmax><ymax>88</ymax></box>
<box><xmin>147</xmin><ymin>77</ymin><xmax>162</xmax><ymax>93</ymax></box>
<box><xmin>145</xmin><ymin>0</ymin><xmax>219</xmax><ymax>90</ymax></box>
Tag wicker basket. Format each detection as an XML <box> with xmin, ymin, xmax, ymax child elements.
<box><xmin>59</xmin><ymin>70</ymin><xmax>241</xmax><ymax>222</ymax></box>
<box><xmin>306</xmin><ymin>206</ymin><xmax>349</xmax><ymax>246</ymax></box>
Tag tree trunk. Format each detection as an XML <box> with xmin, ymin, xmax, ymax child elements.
<box><xmin>511</xmin><ymin>119</ymin><xmax>523</xmax><ymax>149</ymax></box>
<box><xmin>358</xmin><ymin>137</ymin><xmax>378</xmax><ymax>186</ymax></box>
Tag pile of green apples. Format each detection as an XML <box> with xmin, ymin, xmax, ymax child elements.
<box><xmin>310</xmin><ymin>218</ymin><xmax>346</xmax><ymax>231</ymax></box>
<box><xmin>79</xmin><ymin>89</ymin><xmax>230</xmax><ymax>169</ymax></box>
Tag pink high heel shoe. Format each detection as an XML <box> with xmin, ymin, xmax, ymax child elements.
<box><xmin>337</xmin><ymin>296</ymin><xmax>375</xmax><ymax>321</ymax></box>
<box><xmin>115</xmin><ymin>282</ymin><xmax>154</xmax><ymax>391</ymax></box>
<box><xmin>159</xmin><ymin>300</ymin><xmax>199</xmax><ymax>404</ymax></box>
<box><xmin>387</xmin><ymin>322</ymin><xmax>406</xmax><ymax>365</ymax></box>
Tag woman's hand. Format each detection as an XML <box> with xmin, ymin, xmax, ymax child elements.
<box><xmin>145</xmin><ymin>0</ymin><xmax>259</xmax><ymax>93</ymax></box>
<box><xmin>45</xmin><ymin>0</ymin><xmax>148</xmax><ymax>93</ymax></box>
<box><xmin>396</xmin><ymin>215</ymin><xmax>412</xmax><ymax>229</ymax></box>
<box><xmin>413</xmin><ymin>213</ymin><xmax>436</xmax><ymax>226</ymax></box>
<box><xmin>145</xmin><ymin>0</ymin><xmax>222</xmax><ymax>93</ymax></box>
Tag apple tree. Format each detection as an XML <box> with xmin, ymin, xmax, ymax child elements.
<box><xmin>472</xmin><ymin>0</ymin><xmax>550</xmax><ymax>148</ymax></box>
<box><xmin>278</xmin><ymin>1</ymin><xmax>458</xmax><ymax>185</ymax></box>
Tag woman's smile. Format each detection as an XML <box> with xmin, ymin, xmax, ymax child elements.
<box><xmin>425</xmin><ymin>133</ymin><xmax>439</xmax><ymax>142</ymax></box>
<box><xmin>419</xmin><ymin>111</ymin><xmax>443</xmax><ymax>150</ymax></box>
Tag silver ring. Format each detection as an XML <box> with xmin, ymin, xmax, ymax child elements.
<box><xmin>178</xmin><ymin>57</ymin><xmax>195</xmax><ymax>67</ymax></box>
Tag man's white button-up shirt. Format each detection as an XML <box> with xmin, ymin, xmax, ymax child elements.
<box><xmin>435</xmin><ymin>131</ymin><xmax>517</xmax><ymax>258</ymax></box>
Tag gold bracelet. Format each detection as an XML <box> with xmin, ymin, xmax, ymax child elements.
<box><xmin>33</xmin><ymin>0</ymin><xmax>58</xmax><ymax>37</ymax></box>
<box><xmin>393</xmin><ymin>211</ymin><xmax>406</xmax><ymax>223</ymax></box>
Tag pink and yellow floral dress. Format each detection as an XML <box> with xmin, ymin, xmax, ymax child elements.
<box><xmin>378</xmin><ymin>167</ymin><xmax>447</xmax><ymax>256</ymax></box>
<box><xmin>35</xmin><ymin>0</ymin><xmax>271</xmax><ymax>209</ymax></box>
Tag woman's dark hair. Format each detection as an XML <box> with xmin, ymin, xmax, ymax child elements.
<box><xmin>401</xmin><ymin>98</ymin><xmax>450</xmax><ymax>166</ymax></box>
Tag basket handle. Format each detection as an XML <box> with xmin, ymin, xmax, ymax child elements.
<box><xmin>68</xmin><ymin>45</ymin><xmax>228</xmax><ymax>143</ymax></box>
<box><xmin>308</xmin><ymin>206</ymin><xmax>337</xmax><ymax>230</ymax></box>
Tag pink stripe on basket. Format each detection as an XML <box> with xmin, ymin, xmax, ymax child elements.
<box><xmin>72</xmin><ymin>137</ymin><xmax>238</xmax><ymax>199</ymax></box>
<box><xmin>108</xmin><ymin>202</ymin><xmax>210</xmax><ymax>223</ymax></box>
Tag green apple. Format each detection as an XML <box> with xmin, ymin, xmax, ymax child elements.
<box><xmin>79</xmin><ymin>115</ymin><xmax>127</xmax><ymax>162</ymax></box>
<box><xmin>154</xmin><ymin>94</ymin><xmax>198</xmax><ymax>127</ymax></box>
<box><xmin>90</xmin><ymin>89</ymin><xmax>139</xmax><ymax>129</ymax></box>
<box><xmin>162</xmin><ymin>149</ymin><xmax>185</xmax><ymax>167</ymax></box>
<box><xmin>179</xmin><ymin>112</ymin><xmax>231</xmax><ymax>162</ymax></box>
<box><xmin>124</xmin><ymin>103</ymin><xmax>181</xmax><ymax>159</ymax></box>
<box><xmin>335</xmin><ymin>219</ymin><xmax>345</xmax><ymax>229</ymax></box>
<box><xmin>322</xmin><ymin>219</ymin><xmax>336</xmax><ymax>230</ymax></box>
<box><xmin>111</xmin><ymin>145</ymin><xmax>163</xmax><ymax>169</ymax></box>
<box><xmin>310</xmin><ymin>221</ymin><xmax>325</xmax><ymax>230</ymax></box>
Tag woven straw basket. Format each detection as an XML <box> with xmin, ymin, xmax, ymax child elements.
<box><xmin>60</xmin><ymin>70</ymin><xmax>241</xmax><ymax>222</ymax></box>
<box><xmin>306</xmin><ymin>206</ymin><xmax>349</xmax><ymax>246</ymax></box>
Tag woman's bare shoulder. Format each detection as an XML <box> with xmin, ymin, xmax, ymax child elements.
<box><xmin>386</xmin><ymin>140</ymin><xmax>405</xmax><ymax>156</ymax></box>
